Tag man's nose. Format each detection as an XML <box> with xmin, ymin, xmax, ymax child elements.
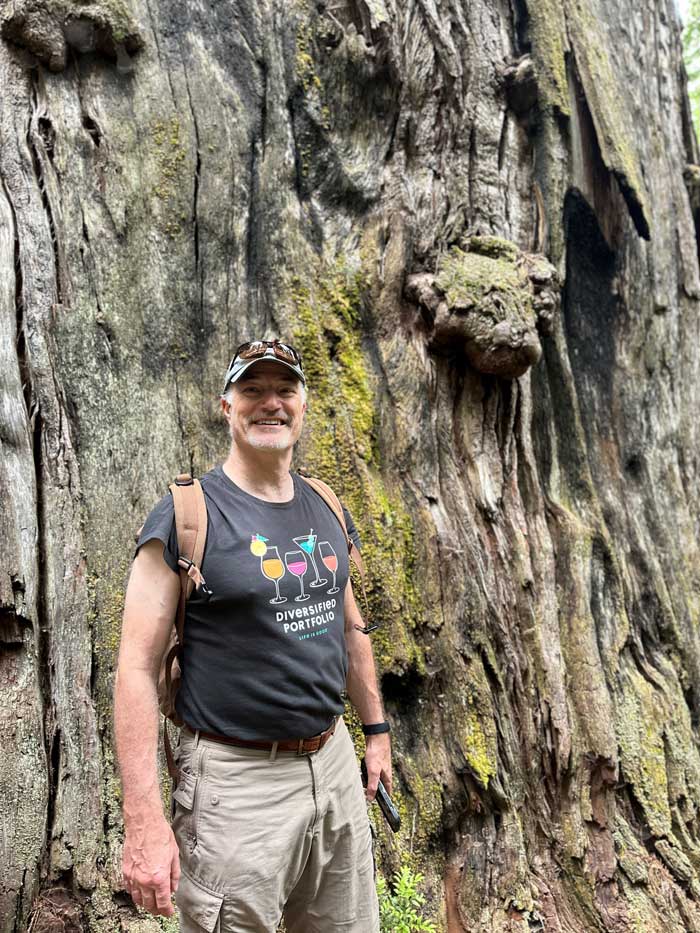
<box><xmin>260</xmin><ymin>391</ymin><xmax>284</xmax><ymax>408</ymax></box>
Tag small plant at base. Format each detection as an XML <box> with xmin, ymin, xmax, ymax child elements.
<box><xmin>377</xmin><ymin>866</ymin><xmax>437</xmax><ymax>933</ymax></box>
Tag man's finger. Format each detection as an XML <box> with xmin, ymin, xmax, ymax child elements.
<box><xmin>139</xmin><ymin>891</ymin><xmax>157</xmax><ymax>912</ymax></box>
<box><xmin>170</xmin><ymin>853</ymin><xmax>181</xmax><ymax>892</ymax></box>
<box><xmin>365</xmin><ymin>771</ymin><xmax>379</xmax><ymax>801</ymax></box>
<box><xmin>155</xmin><ymin>887</ymin><xmax>174</xmax><ymax>915</ymax></box>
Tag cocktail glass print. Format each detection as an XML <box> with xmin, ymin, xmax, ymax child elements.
<box><xmin>285</xmin><ymin>550</ymin><xmax>311</xmax><ymax>601</ymax></box>
<box><xmin>292</xmin><ymin>530</ymin><xmax>327</xmax><ymax>588</ymax></box>
<box><xmin>261</xmin><ymin>545</ymin><xmax>287</xmax><ymax>604</ymax></box>
<box><xmin>318</xmin><ymin>541</ymin><xmax>339</xmax><ymax>594</ymax></box>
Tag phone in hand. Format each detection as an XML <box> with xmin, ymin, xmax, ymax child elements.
<box><xmin>361</xmin><ymin>759</ymin><xmax>401</xmax><ymax>833</ymax></box>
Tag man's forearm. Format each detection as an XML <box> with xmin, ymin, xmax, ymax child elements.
<box><xmin>114</xmin><ymin>667</ymin><xmax>165</xmax><ymax>820</ymax></box>
<box><xmin>345</xmin><ymin>627</ymin><xmax>385</xmax><ymax>724</ymax></box>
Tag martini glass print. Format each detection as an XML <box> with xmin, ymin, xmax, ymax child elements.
<box><xmin>318</xmin><ymin>541</ymin><xmax>339</xmax><ymax>594</ymax></box>
<box><xmin>285</xmin><ymin>550</ymin><xmax>310</xmax><ymax>602</ymax></box>
<box><xmin>261</xmin><ymin>546</ymin><xmax>287</xmax><ymax>605</ymax></box>
<box><xmin>293</xmin><ymin>530</ymin><xmax>327</xmax><ymax>588</ymax></box>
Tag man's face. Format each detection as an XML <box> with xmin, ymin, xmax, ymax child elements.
<box><xmin>222</xmin><ymin>361</ymin><xmax>307</xmax><ymax>453</ymax></box>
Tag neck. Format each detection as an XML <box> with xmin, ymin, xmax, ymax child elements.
<box><xmin>222</xmin><ymin>444</ymin><xmax>294</xmax><ymax>502</ymax></box>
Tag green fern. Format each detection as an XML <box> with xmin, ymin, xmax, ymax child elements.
<box><xmin>376</xmin><ymin>866</ymin><xmax>437</xmax><ymax>933</ymax></box>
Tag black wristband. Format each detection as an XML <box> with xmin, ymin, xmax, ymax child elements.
<box><xmin>362</xmin><ymin>721</ymin><xmax>390</xmax><ymax>736</ymax></box>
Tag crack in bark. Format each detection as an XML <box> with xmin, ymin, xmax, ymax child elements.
<box><xmin>498</xmin><ymin>107</ymin><xmax>508</xmax><ymax>174</ymax></box>
<box><xmin>81</xmin><ymin>114</ymin><xmax>102</xmax><ymax>148</ymax></box>
<box><xmin>467</xmin><ymin>125</ymin><xmax>477</xmax><ymax>225</ymax></box>
<box><xmin>45</xmin><ymin>726</ymin><xmax>62</xmax><ymax>857</ymax></box>
<box><xmin>260</xmin><ymin>56</ymin><xmax>268</xmax><ymax>161</ymax></box>
<box><xmin>27</xmin><ymin>69</ymin><xmax>63</xmax><ymax>306</ymax></box>
<box><xmin>182</xmin><ymin>64</ymin><xmax>203</xmax><ymax>330</ymax></box>
<box><xmin>2</xmin><ymin>174</ymin><xmax>32</xmax><ymax>421</ymax></box>
<box><xmin>246</xmin><ymin>128</ymin><xmax>261</xmax><ymax>292</ymax></box>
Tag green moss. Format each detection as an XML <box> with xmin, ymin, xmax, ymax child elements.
<box><xmin>526</xmin><ymin>0</ymin><xmax>570</xmax><ymax>116</ymax></box>
<box><xmin>434</xmin><ymin>241</ymin><xmax>535</xmax><ymax>326</ymax></box>
<box><xmin>294</xmin><ymin>9</ymin><xmax>330</xmax><ymax>131</ymax></box>
<box><xmin>289</xmin><ymin>257</ymin><xmax>422</xmax><ymax>674</ymax></box>
<box><xmin>616</xmin><ymin>670</ymin><xmax>672</xmax><ymax>837</ymax></box>
<box><xmin>405</xmin><ymin>767</ymin><xmax>444</xmax><ymax>844</ymax></box>
<box><xmin>467</xmin><ymin>235</ymin><xmax>519</xmax><ymax>262</ymax></box>
<box><xmin>445</xmin><ymin>662</ymin><xmax>498</xmax><ymax>791</ymax></box>
<box><xmin>151</xmin><ymin>118</ymin><xmax>188</xmax><ymax>238</ymax></box>
<box><xmin>459</xmin><ymin>701</ymin><xmax>497</xmax><ymax>789</ymax></box>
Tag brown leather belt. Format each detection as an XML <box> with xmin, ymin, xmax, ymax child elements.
<box><xmin>186</xmin><ymin>718</ymin><xmax>338</xmax><ymax>755</ymax></box>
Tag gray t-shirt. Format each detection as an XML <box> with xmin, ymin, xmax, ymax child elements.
<box><xmin>136</xmin><ymin>466</ymin><xmax>361</xmax><ymax>740</ymax></box>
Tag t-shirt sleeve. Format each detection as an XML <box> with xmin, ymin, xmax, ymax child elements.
<box><xmin>342</xmin><ymin>505</ymin><xmax>362</xmax><ymax>551</ymax></box>
<box><xmin>135</xmin><ymin>493</ymin><xmax>179</xmax><ymax>573</ymax></box>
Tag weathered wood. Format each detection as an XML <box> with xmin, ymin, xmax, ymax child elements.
<box><xmin>2</xmin><ymin>0</ymin><xmax>700</xmax><ymax>930</ymax></box>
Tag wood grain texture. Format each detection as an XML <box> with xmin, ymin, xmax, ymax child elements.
<box><xmin>1</xmin><ymin>0</ymin><xmax>700</xmax><ymax>930</ymax></box>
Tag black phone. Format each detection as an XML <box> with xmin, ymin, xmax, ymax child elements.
<box><xmin>361</xmin><ymin>759</ymin><xmax>401</xmax><ymax>833</ymax></box>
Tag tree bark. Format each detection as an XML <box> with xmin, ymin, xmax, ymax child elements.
<box><xmin>2</xmin><ymin>0</ymin><xmax>700</xmax><ymax>930</ymax></box>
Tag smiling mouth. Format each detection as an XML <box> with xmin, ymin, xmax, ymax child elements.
<box><xmin>252</xmin><ymin>419</ymin><xmax>288</xmax><ymax>426</ymax></box>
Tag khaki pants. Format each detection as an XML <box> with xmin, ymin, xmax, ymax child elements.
<box><xmin>173</xmin><ymin>718</ymin><xmax>379</xmax><ymax>933</ymax></box>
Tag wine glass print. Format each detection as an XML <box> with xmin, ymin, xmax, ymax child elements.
<box><xmin>292</xmin><ymin>530</ymin><xmax>327</xmax><ymax>588</ymax></box>
<box><xmin>285</xmin><ymin>550</ymin><xmax>310</xmax><ymax>602</ymax></box>
<box><xmin>261</xmin><ymin>545</ymin><xmax>287</xmax><ymax>605</ymax></box>
<box><xmin>318</xmin><ymin>541</ymin><xmax>339</xmax><ymax>594</ymax></box>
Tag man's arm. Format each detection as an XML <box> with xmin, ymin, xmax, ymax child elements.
<box><xmin>114</xmin><ymin>539</ymin><xmax>181</xmax><ymax>917</ymax></box>
<box><xmin>344</xmin><ymin>581</ymin><xmax>392</xmax><ymax>800</ymax></box>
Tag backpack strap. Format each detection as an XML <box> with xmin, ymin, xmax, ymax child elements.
<box><xmin>163</xmin><ymin>473</ymin><xmax>208</xmax><ymax>780</ymax></box>
<box><xmin>170</xmin><ymin>474</ymin><xmax>208</xmax><ymax>611</ymax></box>
<box><xmin>299</xmin><ymin>475</ymin><xmax>376</xmax><ymax>632</ymax></box>
<box><xmin>299</xmin><ymin>475</ymin><xmax>364</xmax><ymax>577</ymax></box>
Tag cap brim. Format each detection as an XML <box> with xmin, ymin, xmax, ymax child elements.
<box><xmin>225</xmin><ymin>356</ymin><xmax>306</xmax><ymax>389</ymax></box>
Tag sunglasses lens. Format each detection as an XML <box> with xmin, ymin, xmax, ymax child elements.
<box><xmin>230</xmin><ymin>341</ymin><xmax>303</xmax><ymax>375</ymax></box>
<box><xmin>238</xmin><ymin>341</ymin><xmax>268</xmax><ymax>360</ymax></box>
<box><xmin>273</xmin><ymin>344</ymin><xmax>298</xmax><ymax>364</ymax></box>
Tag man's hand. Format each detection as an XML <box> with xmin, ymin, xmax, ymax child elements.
<box><xmin>122</xmin><ymin>815</ymin><xmax>180</xmax><ymax>917</ymax></box>
<box><xmin>364</xmin><ymin>732</ymin><xmax>392</xmax><ymax>801</ymax></box>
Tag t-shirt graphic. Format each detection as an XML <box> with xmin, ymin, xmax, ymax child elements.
<box><xmin>135</xmin><ymin>467</ymin><xmax>361</xmax><ymax>740</ymax></box>
<box><xmin>252</xmin><ymin>530</ymin><xmax>341</xmax><ymax>600</ymax></box>
<box><xmin>249</xmin><ymin>529</ymin><xmax>343</xmax><ymax>640</ymax></box>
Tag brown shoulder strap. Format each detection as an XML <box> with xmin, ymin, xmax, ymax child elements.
<box><xmin>298</xmin><ymin>475</ymin><xmax>378</xmax><ymax>634</ymax></box>
<box><xmin>169</xmin><ymin>474</ymin><xmax>208</xmax><ymax>642</ymax></box>
<box><xmin>299</xmin><ymin>475</ymin><xmax>365</xmax><ymax>581</ymax></box>
<box><xmin>162</xmin><ymin>473</ymin><xmax>207</xmax><ymax>782</ymax></box>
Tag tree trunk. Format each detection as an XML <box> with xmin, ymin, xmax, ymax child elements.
<box><xmin>2</xmin><ymin>0</ymin><xmax>700</xmax><ymax>930</ymax></box>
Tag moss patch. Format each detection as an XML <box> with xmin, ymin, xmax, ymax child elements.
<box><xmin>435</xmin><ymin>242</ymin><xmax>534</xmax><ymax>323</ymax></box>
<box><xmin>616</xmin><ymin>669</ymin><xmax>671</xmax><ymax>838</ymax></box>
<box><xmin>525</xmin><ymin>0</ymin><xmax>570</xmax><ymax>116</ymax></box>
<box><xmin>151</xmin><ymin>118</ymin><xmax>188</xmax><ymax>238</ymax></box>
<box><xmin>289</xmin><ymin>257</ymin><xmax>422</xmax><ymax>674</ymax></box>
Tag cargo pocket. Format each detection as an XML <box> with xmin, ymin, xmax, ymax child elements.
<box><xmin>172</xmin><ymin>765</ymin><xmax>199</xmax><ymax>851</ymax></box>
<box><xmin>173</xmin><ymin>766</ymin><xmax>198</xmax><ymax>810</ymax></box>
<box><xmin>176</xmin><ymin>871</ymin><xmax>224</xmax><ymax>932</ymax></box>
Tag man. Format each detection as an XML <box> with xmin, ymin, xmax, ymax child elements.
<box><xmin>114</xmin><ymin>339</ymin><xmax>392</xmax><ymax>933</ymax></box>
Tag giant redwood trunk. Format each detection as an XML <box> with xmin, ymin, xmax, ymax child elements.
<box><xmin>3</xmin><ymin>0</ymin><xmax>700</xmax><ymax>929</ymax></box>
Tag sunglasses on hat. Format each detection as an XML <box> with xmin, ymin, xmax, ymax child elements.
<box><xmin>223</xmin><ymin>339</ymin><xmax>306</xmax><ymax>393</ymax></box>
<box><xmin>231</xmin><ymin>340</ymin><xmax>302</xmax><ymax>367</ymax></box>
